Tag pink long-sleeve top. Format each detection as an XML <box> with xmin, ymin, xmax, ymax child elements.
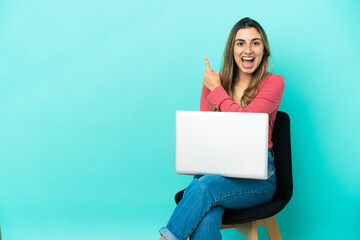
<box><xmin>200</xmin><ymin>73</ymin><xmax>285</xmax><ymax>148</ymax></box>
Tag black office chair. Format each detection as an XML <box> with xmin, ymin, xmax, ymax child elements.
<box><xmin>174</xmin><ymin>111</ymin><xmax>293</xmax><ymax>239</ymax></box>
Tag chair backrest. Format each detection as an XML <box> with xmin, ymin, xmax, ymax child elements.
<box><xmin>271</xmin><ymin>111</ymin><xmax>293</xmax><ymax>203</ymax></box>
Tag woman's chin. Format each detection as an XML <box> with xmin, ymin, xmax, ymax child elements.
<box><xmin>239</xmin><ymin>68</ymin><xmax>256</xmax><ymax>75</ymax></box>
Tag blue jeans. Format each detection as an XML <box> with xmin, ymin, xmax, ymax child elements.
<box><xmin>159</xmin><ymin>149</ymin><xmax>276</xmax><ymax>240</ymax></box>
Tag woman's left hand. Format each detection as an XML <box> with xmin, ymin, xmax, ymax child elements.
<box><xmin>202</xmin><ymin>57</ymin><xmax>221</xmax><ymax>91</ymax></box>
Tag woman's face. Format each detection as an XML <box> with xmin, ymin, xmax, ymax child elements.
<box><xmin>233</xmin><ymin>27</ymin><xmax>265</xmax><ymax>76</ymax></box>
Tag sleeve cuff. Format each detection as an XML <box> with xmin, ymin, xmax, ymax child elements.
<box><xmin>207</xmin><ymin>85</ymin><xmax>229</xmax><ymax>110</ymax></box>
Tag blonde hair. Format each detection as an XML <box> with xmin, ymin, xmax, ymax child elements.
<box><xmin>213</xmin><ymin>17</ymin><xmax>271</xmax><ymax>110</ymax></box>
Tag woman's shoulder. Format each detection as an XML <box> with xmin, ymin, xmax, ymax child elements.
<box><xmin>259</xmin><ymin>73</ymin><xmax>285</xmax><ymax>88</ymax></box>
<box><xmin>266</xmin><ymin>73</ymin><xmax>284</xmax><ymax>82</ymax></box>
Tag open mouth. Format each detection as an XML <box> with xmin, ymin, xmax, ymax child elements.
<box><xmin>241</xmin><ymin>57</ymin><xmax>255</xmax><ymax>63</ymax></box>
<box><xmin>241</xmin><ymin>56</ymin><xmax>255</xmax><ymax>69</ymax></box>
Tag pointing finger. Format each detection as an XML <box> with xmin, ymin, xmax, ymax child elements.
<box><xmin>204</xmin><ymin>57</ymin><xmax>211</xmax><ymax>70</ymax></box>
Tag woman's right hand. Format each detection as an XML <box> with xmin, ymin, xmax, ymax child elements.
<box><xmin>202</xmin><ymin>57</ymin><xmax>221</xmax><ymax>91</ymax></box>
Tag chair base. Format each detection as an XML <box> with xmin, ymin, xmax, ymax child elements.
<box><xmin>221</xmin><ymin>216</ymin><xmax>282</xmax><ymax>240</ymax></box>
<box><xmin>185</xmin><ymin>216</ymin><xmax>281</xmax><ymax>240</ymax></box>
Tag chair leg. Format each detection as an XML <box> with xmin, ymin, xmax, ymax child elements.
<box><xmin>262</xmin><ymin>216</ymin><xmax>282</xmax><ymax>240</ymax></box>
<box><xmin>234</xmin><ymin>221</ymin><xmax>258</xmax><ymax>240</ymax></box>
<box><xmin>220</xmin><ymin>216</ymin><xmax>281</xmax><ymax>240</ymax></box>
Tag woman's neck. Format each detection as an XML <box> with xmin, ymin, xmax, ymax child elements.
<box><xmin>234</xmin><ymin>71</ymin><xmax>253</xmax><ymax>88</ymax></box>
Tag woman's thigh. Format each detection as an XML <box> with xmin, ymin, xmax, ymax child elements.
<box><xmin>193</xmin><ymin>174</ymin><xmax>276</xmax><ymax>210</ymax></box>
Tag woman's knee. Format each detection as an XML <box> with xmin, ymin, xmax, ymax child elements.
<box><xmin>196</xmin><ymin>175</ymin><xmax>227</xmax><ymax>196</ymax></box>
<box><xmin>183</xmin><ymin>175</ymin><xmax>227</xmax><ymax>205</ymax></box>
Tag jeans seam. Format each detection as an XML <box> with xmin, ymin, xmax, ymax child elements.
<box><xmin>184</xmin><ymin>201</ymin><xmax>214</xmax><ymax>240</ymax></box>
<box><xmin>213</xmin><ymin>185</ymin><xmax>275</xmax><ymax>205</ymax></box>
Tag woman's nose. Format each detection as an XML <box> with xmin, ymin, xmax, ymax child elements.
<box><xmin>244</xmin><ymin>45</ymin><xmax>252</xmax><ymax>54</ymax></box>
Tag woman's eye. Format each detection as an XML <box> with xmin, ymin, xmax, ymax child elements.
<box><xmin>237</xmin><ymin>42</ymin><xmax>244</xmax><ymax>46</ymax></box>
<box><xmin>253</xmin><ymin>41</ymin><xmax>260</xmax><ymax>46</ymax></box>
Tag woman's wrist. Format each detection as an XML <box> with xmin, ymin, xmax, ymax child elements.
<box><xmin>210</xmin><ymin>84</ymin><xmax>221</xmax><ymax>91</ymax></box>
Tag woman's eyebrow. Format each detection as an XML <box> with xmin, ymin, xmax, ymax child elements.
<box><xmin>235</xmin><ymin>38</ymin><xmax>262</xmax><ymax>42</ymax></box>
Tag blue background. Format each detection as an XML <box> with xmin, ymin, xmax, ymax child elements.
<box><xmin>0</xmin><ymin>0</ymin><xmax>359</xmax><ymax>239</ymax></box>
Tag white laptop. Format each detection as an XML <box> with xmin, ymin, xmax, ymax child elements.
<box><xmin>175</xmin><ymin>111</ymin><xmax>269</xmax><ymax>179</ymax></box>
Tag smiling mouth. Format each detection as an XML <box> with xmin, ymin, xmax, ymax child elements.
<box><xmin>241</xmin><ymin>57</ymin><xmax>255</xmax><ymax>69</ymax></box>
<box><xmin>241</xmin><ymin>57</ymin><xmax>255</xmax><ymax>63</ymax></box>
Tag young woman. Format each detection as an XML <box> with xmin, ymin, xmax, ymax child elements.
<box><xmin>159</xmin><ymin>17</ymin><xmax>285</xmax><ymax>240</ymax></box>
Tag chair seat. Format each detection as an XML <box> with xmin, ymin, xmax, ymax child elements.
<box><xmin>175</xmin><ymin>188</ymin><xmax>290</xmax><ymax>225</ymax></box>
<box><xmin>221</xmin><ymin>198</ymin><xmax>289</xmax><ymax>225</ymax></box>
